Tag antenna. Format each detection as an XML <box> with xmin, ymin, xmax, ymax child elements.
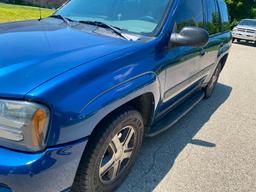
<box><xmin>38</xmin><ymin>3</ymin><xmax>42</xmax><ymax>20</ymax></box>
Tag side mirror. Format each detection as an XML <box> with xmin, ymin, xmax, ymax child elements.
<box><xmin>170</xmin><ymin>26</ymin><xmax>209</xmax><ymax>48</ymax></box>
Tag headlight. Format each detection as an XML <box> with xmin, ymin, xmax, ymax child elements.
<box><xmin>0</xmin><ymin>100</ymin><xmax>50</xmax><ymax>152</ymax></box>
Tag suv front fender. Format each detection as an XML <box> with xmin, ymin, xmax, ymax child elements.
<box><xmin>41</xmin><ymin>72</ymin><xmax>161</xmax><ymax>146</ymax></box>
<box><xmin>76</xmin><ymin>72</ymin><xmax>160</xmax><ymax>140</ymax></box>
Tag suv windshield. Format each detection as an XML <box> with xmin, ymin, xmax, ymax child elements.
<box><xmin>239</xmin><ymin>19</ymin><xmax>256</xmax><ymax>27</ymax></box>
<box><xmin>56</xmin><ymin>0</ymin><xmax>172</xmax><ymax>35</ymax></box>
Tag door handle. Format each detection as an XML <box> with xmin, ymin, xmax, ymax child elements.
<box><xmin>200</xmin><ymin>49</ymin><xmax>206</xmax><ymax>56</ymax></box>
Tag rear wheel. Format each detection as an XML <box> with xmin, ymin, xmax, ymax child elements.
<box><xmin>72</xmin><ymin>109</ymin><xmax>144</xmax><ymax>192</ymax></box>
<box><xmin>204</xmin><ymin>64</ymin><xmax>222</xmax><ymax>99</ymax></box>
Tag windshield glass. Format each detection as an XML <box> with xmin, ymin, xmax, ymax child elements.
<box><xmin>56</xmin><ymin>0</ymin><xmax>172</xmax><ymax>35</ymax></box>
<box><xmin>239</xmin><ymin>19</ymin><xmax>256</xmax><ymax>27</ymax></box>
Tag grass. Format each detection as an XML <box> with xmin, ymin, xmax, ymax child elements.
<box><xmin>0</xmin><ymin>3</ymin><xmax>54</xmax><ymax>23</ymax></box>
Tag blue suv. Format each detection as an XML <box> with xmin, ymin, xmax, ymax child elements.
<box><xmin>0</xmin><ymin>0</ymin><xmax>231</xmax><ymax>191</ymax></box>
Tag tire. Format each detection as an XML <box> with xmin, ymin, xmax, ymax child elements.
<box><xmin>237</xmin><ymin>39</ymin><xmax>241</xmax><ymax>43</ymax></box>
<box><xmin>72</xmin><ymin>109</ymin><xmax>144</xmax><ymax>192</ymax></box>
<box><xmin>204</xmin><ymin>64</ymin><xmax>222</xmax><ymax>99</ymax></box>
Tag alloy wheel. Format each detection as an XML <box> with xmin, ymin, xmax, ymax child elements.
<box><xmin>99</xmin><ymin>125</ymin><xmax>136</xmax><ymax>184</ymax></box>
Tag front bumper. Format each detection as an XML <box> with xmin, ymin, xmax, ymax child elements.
<box><xmin>232</xmin><ymin>31</ymin><xmax>256</xmax><ymax>41</ymax></box>
<box><xmin>0</xmin><ymin>139</ymin><xmax>87</xmax><ymax>192</ymax></box>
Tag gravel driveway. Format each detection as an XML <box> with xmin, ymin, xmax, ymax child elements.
<box><xmin>118</xmin><ymin>43</ymin><xmax>256</xmax><ymax>192</ymax></box>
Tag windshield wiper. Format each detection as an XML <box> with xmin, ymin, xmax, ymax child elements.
<box><xmin>79</xmin><ymin>20</ymin><xmax>129</xmax><ymax>40</ymax></box>
<box><xmin>50</xmin><ymin>15</ymin><xmax>71</xmax><ymax>26</ymax></box>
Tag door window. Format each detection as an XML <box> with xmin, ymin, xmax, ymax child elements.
<box><xmin>217</xmin><ymin>0</ymin><xmax>230</xmax><ymax>31</ymax></box>
<box><xmin>205</xmin><ymin>0</ymin><xmax>221</xmax><ymax>35</ymax></box>
<box><xmin>175</xmin><ymin>0</ymin><xmax>204</xmax><ymax>32</ymax></box>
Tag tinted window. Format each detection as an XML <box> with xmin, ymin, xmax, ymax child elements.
<box><xmin>175</xmin><ymin>0</ymin><xmax>204</xmax><ymax>32</ymax></box>
<box><xmin>218</xmin><ymin>0</ymin><xmax>230</xmax><ymax>31</ymax></box>
<box><xmin>205</xmin><ymin>0</ymin><xmax>221</xmax><ymax>35</ymax></box>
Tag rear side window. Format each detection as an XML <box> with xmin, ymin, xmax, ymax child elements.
<box><xmin>175</xmin><ymin>0</ymin><xmax>204</xmax><ymax>32</ymax></box>
<box><xmin>217</xmin><ymin>0</ymin><xmax>230</xmax><ymax>31</ymax></box>
<box><xmin>205</xmin><ymin>0</ymin><xmax>221</xmax><ymax>35</ymax></box>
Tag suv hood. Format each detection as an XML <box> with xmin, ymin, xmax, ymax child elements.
<box><xmin>236</xmin><ymin>25</ymin><xmax>256</xmax><ymax>30</ymax></box>
<box><xmin>0</xmin><ymin>19</ymin><xmax>135</xmax><ymax>98</ymax></box>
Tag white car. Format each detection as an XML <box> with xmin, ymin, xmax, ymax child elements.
<box><xmin>232</xmin><ymin>19</ymin><xmax>256</xmax><ymax>45</ymax></box>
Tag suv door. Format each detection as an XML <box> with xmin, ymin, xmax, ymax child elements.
<box><xmin>158</xmin><ymin>0</ymin><xmax>206</xmax><ymax>117</ymax></box>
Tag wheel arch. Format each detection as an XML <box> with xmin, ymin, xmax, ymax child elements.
<box><xmin>89</xmin><ymin>92</ymin><xmax>156</xmax><ymax>140</ymax></box>
<box><xmin>80</xmin><ymin>72</ymin><xmax>161</xmax><ymax>142</ymax></box>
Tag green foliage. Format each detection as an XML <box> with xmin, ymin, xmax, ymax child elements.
<box><xmin>225</xmin><ymin>0</ymin><xmax>256</xmax><ymax>26</ymax></box>
<box><xmin>0</xmin><ymin>3</ymin><xmax>53</xmax><ymax>23</ymax></box>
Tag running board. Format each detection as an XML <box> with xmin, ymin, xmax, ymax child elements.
<box><xmin>147</xmin><ymin>91</ymin><xmax>205</xmax><ymax>137</ymax></box>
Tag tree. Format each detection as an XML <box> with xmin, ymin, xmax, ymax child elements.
<box><xmin>225</xmin><ymin>0</ymin><xmax>256</xmax><ymax>25</ymax></box>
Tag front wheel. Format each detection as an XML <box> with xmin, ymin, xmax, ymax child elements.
<box><xmin>204</xmin><ymin>64</ymin><xmax>222</xmax><ymax>99</ymax></box>
<box><xmin>72</xmin><ymin>109</ymin><xmax>144</xmax><ymax>192</ymax></box>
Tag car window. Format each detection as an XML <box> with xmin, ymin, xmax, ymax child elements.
<box><xmin>239</xmin><ymin>19</ymin><xmax>256</xmax><ymax>27</ymax></box>
<box><xmin>217</xmin><ymin>0</ymin><xmax>230</xmax><ymax>31</ymax></box>
<box><xmin>175</xmin><ymin>0</ymin><xmax>204</xmax><ymax>32</ymax></box>
<box><xmin>205</xmin><ymin>0</ymin><xmax>221</xmax><ymax>35</ymax></box>
<box><xmin>56</xmin><ymin>0</ymin><xmax>172</xmax><ymax>35</ymax></box>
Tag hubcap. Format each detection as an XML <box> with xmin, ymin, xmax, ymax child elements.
<box><xmin>99</xmin><ymin>126</ymin><xmax>136</xmax><ymax>184</ymax></box>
